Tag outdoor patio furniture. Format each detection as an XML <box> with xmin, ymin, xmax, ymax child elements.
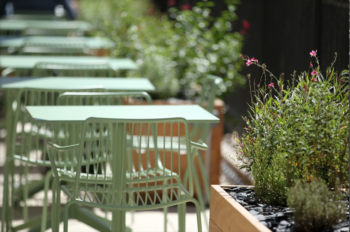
<box><xmin>0</xmin><ymin>20</ymin><xmax>91</xmax><ymax>36</ymax></box>
<box><xmin>48</xmin><ymin>117</ymin><xmax>205</xmax><ymax>232</ymax></box>
<box><xmin>25</xmin><ymin>105</ymin><xmax>219</xmax><ymax>231</ymax></box>
<box><xmin>32</xmin><ymin>62</ymin><xmax>117</xmax><ymax>77</ymax></box>
<box><xmin>0</xmin><ymin>36</ymin><xmax>113</xmax><ymax>55</ymax></box>
<box><xmin>0</xmin><ymin>55</ymin><xmax>138</xmax><ymax>77</ymax></box>
<box><xmin>135</xmin><ymin>75</ymin><xmax>223</xmax><ymax>230</ymax></box>
<box><xmin>0</xmin><ymin>78</ymin><xmax>155</xmax><ymax>232</ymax></box>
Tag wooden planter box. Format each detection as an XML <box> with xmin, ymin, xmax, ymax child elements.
<box><xmin>209</xmin><ymin>185</ymin><xmax>271</xmax><ymax>232</ymax></box>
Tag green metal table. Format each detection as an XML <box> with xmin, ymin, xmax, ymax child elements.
<box><xmin>1</xmin><ymin>77</ymin><xmax>155</xmax><ymax>91</ymax></box>
<box><xmin>0</xmin><ymin>20</ymin><xmax>92</xmax><ymax>36</ymax></box>
<box><xmin>0</xmin><ymin>36</ymin><xmax>114</xmax><ymax>55</ymax></box>
<box><xmin>0</xmin><ymin>55</ymin><xmax>138</xmax><ymax>71</ymax></box>
<box><xmin>1</xmin><ymin>77</ymin><xmax>155</xmax><ymax>232</ymax></box>
<box><xmin>26</xmin><ymin>105</ymin><xmax>219</xmax><ymax>232</ymax></box>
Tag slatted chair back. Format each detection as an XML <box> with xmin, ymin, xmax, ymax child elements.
<box><xmin>55</xmin><ymin>92</ymin><xmax>153</xmax><ymax>148</ymax></box>
<box><xmin>2</xmin><ymin>87</ymin><xmax>105</xmax><ymax>228</ymax></box>
<box><xmin>48</xmin><ymin>117</ymin><xmax>205</xmax><ymax>219</ymax></box>
<box><xmin>190</xmin><ymin>75</ymin><xmax>222</xmax><ymax>142</ymax></box>
<box><xmin>57</xmin><ymin>92</ymin><xmax>152</xmax><ymax>106</ymax></box>
<box><xmin>32</xmin><ymin>62</ymin><xmax>117</xmax><ymax>77</ymax></box>
<box><xmin>9</xmin><ymin>88</ymin><xmax>105</xmax><ymax>167</ymax></box>
<box><xmin>19</xmin><ymin>41</ymin><xmax>90</xmax><ymax>56</ymax></box>
<box><xmin>23</xmin><ymin>28</ymin><xmax>85</xmax><ymax>37</ymax></box>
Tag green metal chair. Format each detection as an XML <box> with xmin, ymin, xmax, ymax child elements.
<box><xmin>23</xmin><ymin>27</ymin><xmax>85</xmax><ymax>37</ymax></box>
<box><xmin>32</xmin><ymin>62</ymin><xmax>118</xmax><ymax>77</ymax></box>
<box><xmin>47</xmin><ymin>117</ymin><xmax>207</xmax><ymax>232</ymax></box>
<box><xmin>135</xmin><ymin>75</ymin><xmax>223</xmax><ymax>230</ymax></box>
<box><xmin>1</xmin><ymin>89</ymin><xmax>152</xmax><ymax>232</ymax></box>
<box><xmin>1</xmin><ymin>87</ymin><xmax>102</xmax><ymax>232</ymax></box>
<box><xmin>1</xmin><ymin>62</ymin><xmax>117</xmax><ymax>77</ymax></box>
<box><xmin>18</xmin><ymin>41</ymin><xmax>90</xmax><ymax>56</ymax></box>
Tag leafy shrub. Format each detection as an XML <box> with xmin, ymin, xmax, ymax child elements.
<box><xmin>234</xmin><ymin>51</ymin><xmax>349</xmax><ymax>206</ymax></box>
<box><xmin>79</xmin><ymin>0</ymin><xmax>245</xmax><ymax>98</ymax></box>
<box><xmin>287</xmin><ymin>180</ymin><xmax>346</xmax><ymax>232</ymax></box>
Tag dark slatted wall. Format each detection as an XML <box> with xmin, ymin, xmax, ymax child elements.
<box><xmin>153</xmin><ymin>0</ymin><xmax>349</xmax><ymax>134</ymax></box>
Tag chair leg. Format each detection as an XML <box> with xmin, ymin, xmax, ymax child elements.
<box><xmin>41</xmin><ymin>170</ymin><xmax>53</xmax><ymax>232</ymax></box>
<box><xmin>192</xmin><ymin>165</ymin><xmax>209</xmax><ymax>230</ymax></box>
<box><xmin>177</xmin><ymin>203</ymin><xmax>186</xmax><ymax>232</ymax></box>
<box><xmin>162</xmin><ymin>191</ymin><xmax>168</xmax><ymax>232</ymax></box>
<box><xmin>197</xmin><ymin>151</ymin><xmax>210</xmax><ymax>202</ymax></box>
<box><xmin>163</xmin><ymin>207</ymin><xmax>168</xmax><ymax>232</ymax></box>
<box><xmin>1</xmin><ymin>159</ymin><xmax>11</xmax><ymax>232</ymax></box>
<box><xmin>190</xmin><ymin>199</ymin><xmax>202</xmax><ymax>232</ymax></box>
<box><xmin>63</xmin><ymin>202</ymin><xmax>73</xmax><ymax>232</ymax></box>
<box><xmin>51</xmin><ymin>177</ymin><xmax>61</xmax><ymax>232</ymax></box>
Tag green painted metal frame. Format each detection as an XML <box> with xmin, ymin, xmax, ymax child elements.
<box><xmin>1</xmin><ymin>89</ymin><xmax>153</xmax><ymax>232</ymax></box>
<box><xmin>47</xmin><ymin>117</ymin><xmax>207</xmax><ymax>232</ymax></box>
<box><xmin>32</xmin><ymin>62</ymin><xmax>119</xmax><ymax>77</ymax></box>
<box><xmin>136</xmin><ymin>75</ymin><xmax>223</xmax><ymax>231</ymax></box>
<box><xmin>0</xmin><ymin>56</ymin><xmax>137</xmax><ymax>77</ymax></box>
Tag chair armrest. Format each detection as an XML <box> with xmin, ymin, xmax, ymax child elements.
<box><xmin>190</xmin><ymin>141</ymin><xmax>208</xmax><ymax>150</ymax></box>
<box><xmin>47</xmin><ymin>141</ymin><xmax>79</xmax><ymax>152</ymax></box>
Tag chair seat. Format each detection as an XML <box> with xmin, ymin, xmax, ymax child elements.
<box><xmin>132</xmin><ymin>135</ymin><xmax>188</xmax><ymax>154</ymax></box>
<box><xmin>58</xmin><ymin>166</ymin><xmax>175</xmax><ymax>184</ymax></box>
<box><xmin>60</xmin><ymin>176</ymin><xmax>190</xmax><ymax>208</ymax></box>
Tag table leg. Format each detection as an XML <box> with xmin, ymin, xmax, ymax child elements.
<box><xmin>111</xmin><ymin>123</ymin><xmax>127</xmax><ymax>232</ymax></box>
<box><xmin>2</xmin><ymin>90</ymin><xmax>17</xmax><ymax>231</ymax></box>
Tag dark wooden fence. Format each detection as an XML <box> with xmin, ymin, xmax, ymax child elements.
<box><xmin>154</xmin><ymin>0</ymin><xmax>349</xmax><ymax>134</ymax></box>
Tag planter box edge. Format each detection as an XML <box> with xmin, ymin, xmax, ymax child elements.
<box><xmin>209</xmin><ymin>185</ymin><xmax>271</xmax><ymax>232</ymax></box>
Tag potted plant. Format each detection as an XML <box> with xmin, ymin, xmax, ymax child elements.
<box><xmin>210</xmin><ymin>51</ymin><xmax>349</xmax><ymax>232</ymax></box>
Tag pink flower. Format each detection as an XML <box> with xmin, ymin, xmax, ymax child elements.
<box><xmin>242</xmin><ymin>20</ymin><xmax>250</xmax><ymax>29</ymax></box>
<box><xmin>311</xmin><ymin>70</ymin><xmax>318</xmax><ymax>76</ymax></box>
<box><xmin>251</xmin><ymin>57</ymin><xmax>258</xmax><ymax>63</ymax></box>
<box><xmin>309</xmin><ymin>62</ymin><xmax>313</xmax><ymax>67</ymax></box>
<box><xmin>340</xmin><ymin>78</ymin><xmax>344</xmax><ymax>82</ymax></box>
<box><xmin>246</xmin><ymin>59</ymin><xmax>252</xmax><ymax>66</ymax></box>
<box><xmin>168</xmin><ymin>0</ymin><xmax>176</xmax><ymax>6</ymax></box>
<box><xmin>310</xmin><ymin>50</ymin><xmax>317</xmax><ymax>57</ymax></box>
<box><xmin>312</xmin><ymin>78</ymin><xmax>318</xmax><ymax>82</ymax></box>
<box><xmin>180</xmin><ymin>4</ymin><xmax>191</xmax><ymax>10</ymax></box>
<box><xmin>268</xmin><ymin>83</ymin><xmax>274</xmax><ymax>88</ymax></box>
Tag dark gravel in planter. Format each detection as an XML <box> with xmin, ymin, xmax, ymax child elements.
<box><xmin>224</xmin><ymin>187</ymin><xmax>349</xmax><ymax>232</ymax></box>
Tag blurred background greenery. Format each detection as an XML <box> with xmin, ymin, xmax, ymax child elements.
<box><xmin>79</xmin><ymin>0</ymin><xmax>348</xmax><ymax>135</ymax></box>
<box><xmin>79</xmin><ymin>0</ymin><xmax>245</xmax><ymax>100</ymax></box>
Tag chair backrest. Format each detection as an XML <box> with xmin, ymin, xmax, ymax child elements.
<box><xmin>48</xmin><ymin>117</ymin><xmax>195</xmax><ymax>208</ymax></box>
<box><xmin>10</xmin><ymin>89</ymin><xmax>152</xmax><ymax>167</ymax></box>
<box><xmin>57</xmin><ymin>92</ymin><xmax>152</xmax><ymax>106</ymax></box>
<box><xmin>190</xmin><ymin>75</ymin><xmax>222</xmax><ymax>142</ymax></box>
<box><xmin>9</xmin><ymin>88</ymin><xmax>104</xmax><ymax>167</ymax></box>
<box><xmin>19</xmin><ymin>41</ymin><xmax>90</xmax><ymax>56</ymax></box>
<box><xmin>23</xmin><ymin>28</ymin><xmax>85</xmax><ymax>37</ymax></box>
<box><xmin>32</xmin><ymin>62</ymin><xmax>117</xmax><ymax>77</ymax></box>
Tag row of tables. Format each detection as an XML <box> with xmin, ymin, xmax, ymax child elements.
<box><xmin>0</xmin><ymin>15</ymin><xmax>219</xmax><ymax>232</ymax></box>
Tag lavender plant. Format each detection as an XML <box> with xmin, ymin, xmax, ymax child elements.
<box><xmin>287</xmin><ymin>180</ymin><xmax>346</xmax><ymax>232</ymax></box>
<box><xmin>234</xmin><ymin>51</ymin><xmax>349</xmax><ymax>205</ymax></box>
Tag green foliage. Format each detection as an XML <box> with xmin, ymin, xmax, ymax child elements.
<box><xmin>79</xmin><ymin>0</ymin><xmax>244</xmax><ymax>98</ymax></box>
<box><xmin>287</xmin><ymin>180</ymin><xmax>346</xmax><ymax>232</ymax></box>
<box><xmin>234</xmin><ymin>53</ymin><xmax>349</xmax><ymax>206</ymax></box>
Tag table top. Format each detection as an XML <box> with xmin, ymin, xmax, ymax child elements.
<box><xmin>26</xmin><ymin>105</ymin><xmax>220</xmax><ymax>123</ymax></box>
<box><xmin>0</xmin><ymin>36</ymin><xmax>114</xmax><ymax>49</ymax></box>
<box><xmin>0</xmin><ymin>77</ymin><xmax>155</xmax><ymax>91</ymax></box>
<box><xmin>0</xmin><ymin>56</ymin><xmax>138</xmax><ymax>70</ymax></box>
<box><xmin>0</xmin><ymin>20</ymin><xmax>91</xmax><ymax>31</ymax></box>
